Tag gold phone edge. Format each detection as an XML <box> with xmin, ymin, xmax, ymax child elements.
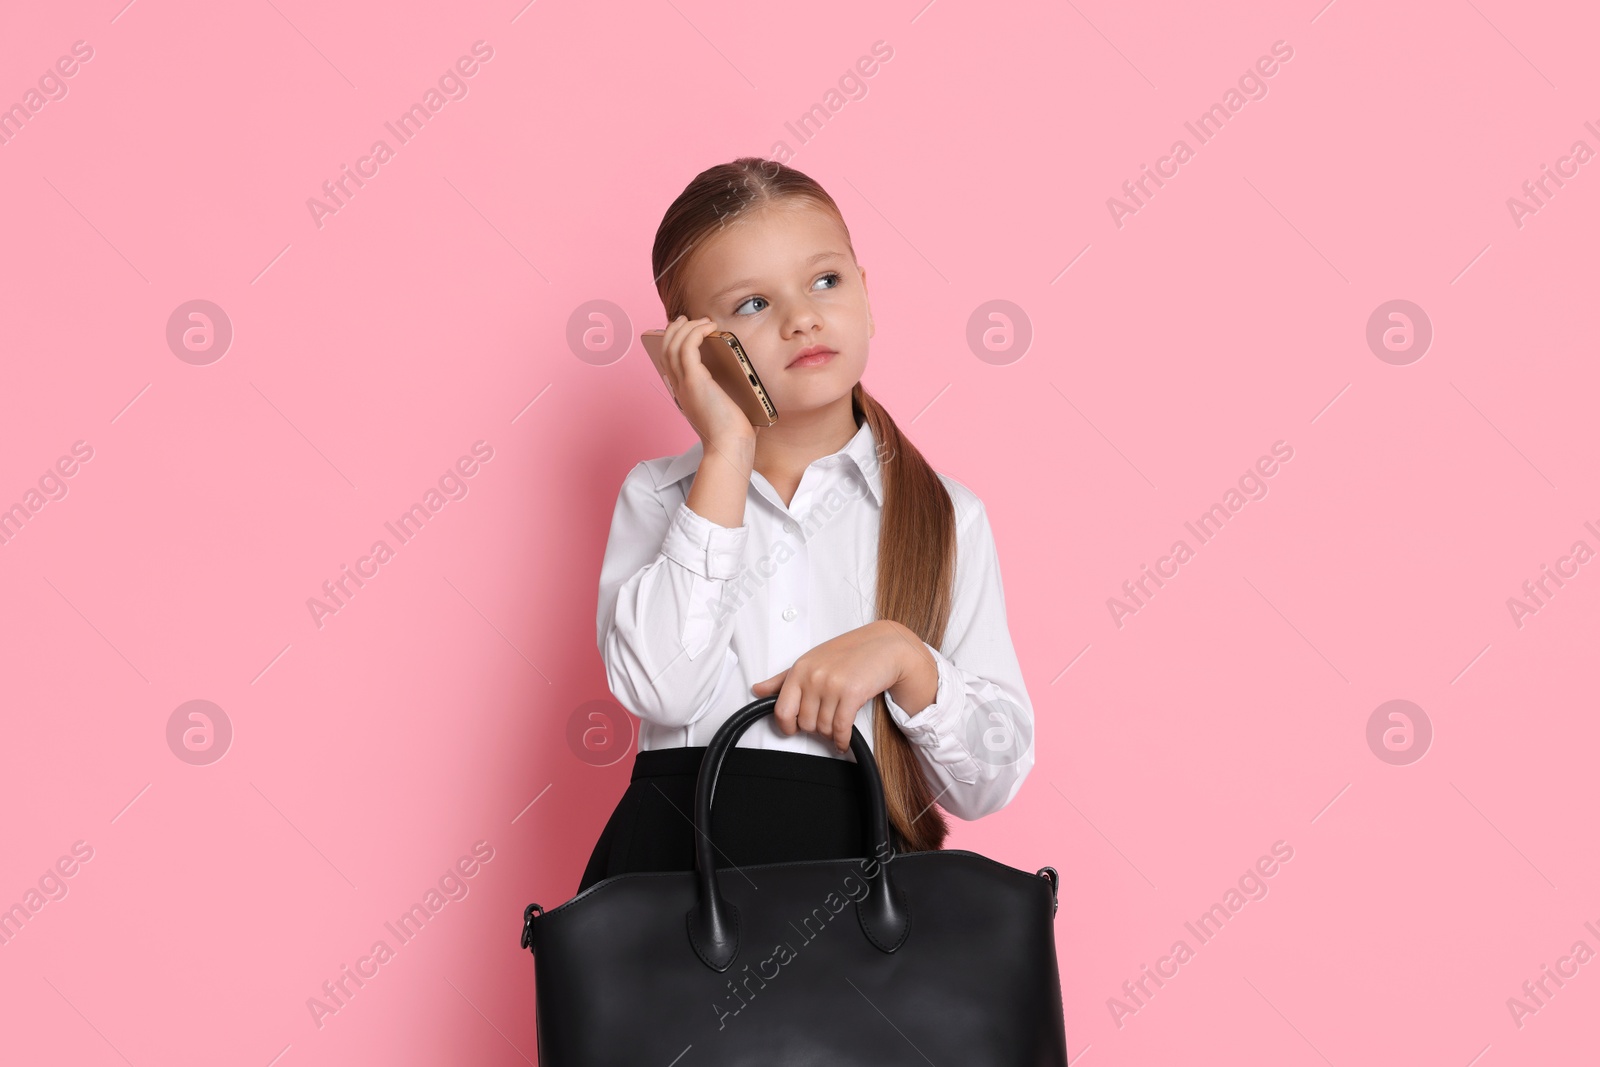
<box><xmin>719</xmin><ymin>332</ymin><xmax>779</xmax><ymax>427</ymax></box>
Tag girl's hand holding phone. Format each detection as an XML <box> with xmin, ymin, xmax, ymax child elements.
<box><xmin>649</xmin><ymin>316</ymin><xmax>757</xmax><ymax>453</ymax></box>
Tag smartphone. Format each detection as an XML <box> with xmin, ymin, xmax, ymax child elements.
<box><xmin>641</xmin><ymin>327</ymin><xmax>778</xmax><ymax>428</ymax></box>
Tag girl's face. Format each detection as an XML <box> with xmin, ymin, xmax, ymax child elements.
<box><xmin>680</xmin><ymin>201</ymin><xmax>873</xmax><ymax>419</ymax></box>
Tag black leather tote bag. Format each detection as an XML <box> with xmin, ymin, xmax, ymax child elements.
<box><xmin>520</xmin><ymin>693</ymin><xmax>1069</xmax><ymax>1065</ymax></box>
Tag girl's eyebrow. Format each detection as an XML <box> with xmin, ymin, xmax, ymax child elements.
<box><xmin>706</xmin><ymin>250</ymin><xmax>847</xmax><ymax>303</ymax></box>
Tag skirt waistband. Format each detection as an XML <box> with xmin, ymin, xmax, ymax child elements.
<box><xmin>631</xmin><ymin>745</ymin><xmax>863</xmax><ymax>790</ymax></box>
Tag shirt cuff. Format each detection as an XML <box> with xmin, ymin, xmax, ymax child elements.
<box><xmin>881</xmin><ymin>640</ymin><xmax>983</xmax><ymax>783</ymax></box>
<box><xmin>659</xmin><ymin>502</ymin><xmax>747</xmax><ymax>580</ymax></box>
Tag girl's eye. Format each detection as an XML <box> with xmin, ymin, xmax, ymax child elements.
<box><xmin>732</xmin><ymin>272</ymin><xmax>842</xmax><ymax>316</ymax></box>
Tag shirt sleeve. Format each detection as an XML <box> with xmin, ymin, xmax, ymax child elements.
<box><xmin>880</xmin><ymin>498</ymin><xmax>1035</xmax><ymax>821</ymax></box>
<box><xmin>596</xmin><ymin>463</ymin><xmax>749</xmax><ymax>729</ymax></box>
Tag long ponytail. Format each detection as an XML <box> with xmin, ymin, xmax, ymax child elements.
<box><xmin>852</xmin><ymin>382</ymin><xmax>957</xmax><ymax>853</ymax></box>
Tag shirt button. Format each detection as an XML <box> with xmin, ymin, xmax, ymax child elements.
<box><xmin>783</xmin><ymin>522</ymin><xmax>799</xmax><ymax>536</ymax></box>
<box><xmin>782</xmin><ymin>606</ymin><xmax>798</xmax><ymax>622</ymax></box>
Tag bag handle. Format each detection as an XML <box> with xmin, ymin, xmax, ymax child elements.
<box><xmin>685</xmin><ymin>695</ymin><xmax>910</xmax><ymax>971</ymax></box>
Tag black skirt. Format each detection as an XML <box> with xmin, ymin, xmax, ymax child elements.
<box><xmin>578</xmin><ymin>744</ymin><xmax>877</xmax><ymax>895</ymax></box>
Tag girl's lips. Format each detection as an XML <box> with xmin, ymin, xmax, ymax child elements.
<box><xmin>787</xmin><ymin>349</ymin><xmax>836</xmax><ymax>369</ymax></box>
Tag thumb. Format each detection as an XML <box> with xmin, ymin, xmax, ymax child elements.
<box><xmin>751</xmin><ymin>669</ymin><xmax>788</xmax><ymax>695</ymax></box>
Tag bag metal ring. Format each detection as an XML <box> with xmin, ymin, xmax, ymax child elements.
<box><xmin>1036</xmin><ymin>866</ymin><xmax>1059</xmax><ymax>917</ymax></box>
<box><xmin>521</xmin><ymin>902</ymin><xmax>545</xmax><ymax>952</ymax></box>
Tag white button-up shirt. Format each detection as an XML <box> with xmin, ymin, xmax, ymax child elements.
<box><xmin>595</xmin><ymin>419</ymin><xmax>1035</xmax><ymax>820</ymax></box>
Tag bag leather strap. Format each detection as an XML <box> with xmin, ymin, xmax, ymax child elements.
<box><xmin>685</xmin><ymin>694</ymin><xmax>911</xmax><ymax>971</ymax></box>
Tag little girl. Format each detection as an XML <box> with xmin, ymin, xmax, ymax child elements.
<box><xmin>579</xmin><ymin>157</ymin><xmax>1034</xmax><ymax>893</ymax></box>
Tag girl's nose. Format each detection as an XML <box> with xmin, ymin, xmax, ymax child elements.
<box><xmin>783</xmin><ymin>301</ymin><xmax>824</xmax><ymax>336</ymax></box>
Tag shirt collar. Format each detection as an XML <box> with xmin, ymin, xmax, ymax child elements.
<box><xmin>656</xmin><ymin>419</ymin><xmax>884</xmax><ymax>506</ymax></box>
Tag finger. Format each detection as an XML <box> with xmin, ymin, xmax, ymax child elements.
<box><xmin>660</xmin><ymin>313</ymin><xmax>688</xmax><ymax>354</ymax></box>
<box><xmin>647</xmin><ymin>321</ymin><xmax>681</xmax><ymax>377</ymax></box>
<box><xmin>824</xmin><ymin>696</ymin><xmax>853</xmax><ymax>751</ymax></box>
<box><xmin>795</xmin><ymin>684</ymin><xmax>822</xmax><ymax>736</ymax></box>
<box><xmin>773</xmin><ymin>674</ymin><xmax>801</xmax><ymax>736</ymax></box>
<box><xmin>667</xmin><ymin>318</ymin><xmax>714</xmax><ymax>400</ymax></box>
<box><xmin>661</xmin><ymin>315</ymin><xmax>690</xmax><ymax>391</ymax></box>
<box><xmin>653</xmin><ymin>317</ymin><xmax>687</xmax><ymax>396</ymax></box>
<box><xmin>836</xmin><ymin>705</ymin><xmax>858</xmax><ymax>752</ymax></box>
<box><xmin>661</xmin><ymin>314</ymin><xmax>696</xmax><ymax>364</ymax></box>
<box><xmin>678</xmin><ymin>319</ymin><xmax>720</xmax><ymax>381</ymax></box>
<box><xmin>815</xmin><ymin>694</ymin><xmax>841</xmax><ymax>751</ymax></box>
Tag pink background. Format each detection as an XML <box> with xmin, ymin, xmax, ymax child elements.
<box><xmin>2</xmin><ymin>0</ymin><xmax>1596</xmax><ymax>1063</ymax></box>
